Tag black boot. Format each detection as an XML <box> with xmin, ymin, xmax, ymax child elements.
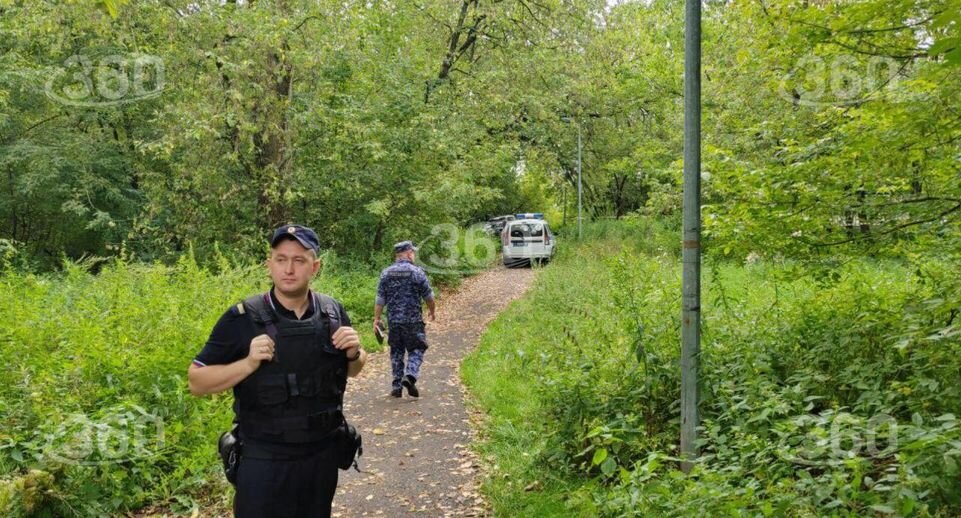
<box><xmin>401</xmin><ymin>375</ymin><xmax>419</xmax><ymax>398</ymax></box>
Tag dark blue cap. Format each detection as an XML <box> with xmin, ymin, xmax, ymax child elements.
<box><xmin>271</xmin><ymin>224</ymin><xmax>320</xmax><ymax>254</ymax></box>
<box><xmin>393</xmin><ymin>240</ymin><xmax>418</xmax><ymax>253</ymax></box>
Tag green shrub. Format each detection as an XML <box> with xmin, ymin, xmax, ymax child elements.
<box><xmin>464</xmin><ymin>218</ymin><xmax>961</xmax><ymax>517</ymax></box>
<box><xmin>0</xmin><ymin>254</ymin><xmax>380</xmax><ymax>516</ymax></box>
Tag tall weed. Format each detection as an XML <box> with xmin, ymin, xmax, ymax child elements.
<box><xmin>464</xmin><ymin>219</ymin><xmax>961</xmax><ymax>517</ymax></box>
<box><xmin>0</xmin><ymin>255</ymin><xmax>380</xmax><ymax>516</ymax></box>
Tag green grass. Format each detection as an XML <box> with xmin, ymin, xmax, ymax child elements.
<box><xmin>463</xmin><ymin>219</ymin><xmax>961</xmax><ymax>517</ymax></box>
<box><xmin>462</xmin><ymin>229</ymin><xmax>652</xmax><ymax>516</ymax></box>
<box><xmin>464</xmin><ymin>304</ymin><xmax>598</xmax><ymax>516</ymax></box>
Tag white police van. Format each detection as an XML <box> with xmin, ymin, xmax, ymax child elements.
<box><xmin>500</xmin><ymin>214</ymin><xmax>556</xmax><ymax>267</ymax></box>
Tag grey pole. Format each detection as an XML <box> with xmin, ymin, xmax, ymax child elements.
<box><xmin>562</xmin><ymin>183</ymin><xmax>568</xmax><ymax>228</ymax></box>
<box><xmin>680</xmin><ymin>0</ymin><xmax>701</xmax><ymax>473</ymax></box>
<box><xmin>577</xmin><ymin>123</ymin><xmax>583</xmax><ymax>240</ymax></box>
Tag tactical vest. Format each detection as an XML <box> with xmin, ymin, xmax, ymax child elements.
<box><xmin>234</xmin><ymin>292</ymin><xmax>348</xmax><ymax>443</ymax></box>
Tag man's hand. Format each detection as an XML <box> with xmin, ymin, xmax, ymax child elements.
<box><xmin>428</xmin><ymin>309</ymin><xmax>436</xmax><ymax>322</ymax></box>
<box><xmin>332</xmin><ymin>326</ymin><xmax>361</xmax><ymax>358</ymax></box>
<box><xmin>190</xmin><ymin>335</ymin><xmax>274</xmax><ymax>396</ymax></box>
<box><xmin>373</xmin><ymin>318</ymin><xmax>382</xmax><ymax>337</ymax></box>
<box><xmin>246</xmin><ymin>334</ymin><xmax>275</xmax><ymax>368</ymax></box>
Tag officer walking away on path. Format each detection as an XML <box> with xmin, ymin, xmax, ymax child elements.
<box><xmin>374</xmin><ymin>241</ymin><xmax>436</xmax><ymax>398</ymax></box>
<box><xmin>187</xmin><ymin>224</ymin><xmax>367</xmax><ymax>518</ymax></box>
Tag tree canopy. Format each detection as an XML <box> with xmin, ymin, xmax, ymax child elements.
<box><xmin>1</xmin><ymin>0</ymin><xmax>959</xmax><ymax>267</ymax></box>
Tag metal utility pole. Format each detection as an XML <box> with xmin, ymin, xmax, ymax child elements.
<box><xmin>561</xmin><ymin>115</ymin><xmax>584</xmax><ymax>239</ymax></box>
<box><xmin>680</xmin><ymin>0</ymin><xmax>702</xmax><ymax>473</ymax></box>
<box><xmin>562</xmin><ymin>184</ymin><xmax>567</xmax><ymax>227</ymax></box>
<box><xmin>577</xmin><ymin>123</ymin><xmax>583</xmax><ymax>240</ymax></box>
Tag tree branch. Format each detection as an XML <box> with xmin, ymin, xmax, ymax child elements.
<box><xmin>813</xmin><ymin>202</ymin><xmax>961</xmax><ymax>247</ymax></box>
<box><xmin>824</xmin><ymin>38</ymin><xmax>928</xmax><ymax>60</ymax></box>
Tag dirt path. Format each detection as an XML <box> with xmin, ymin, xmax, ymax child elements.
<box><xmin>332</xmin><ymin>266</ymin><xmax>536</xmax><ymax>517</ymax></box>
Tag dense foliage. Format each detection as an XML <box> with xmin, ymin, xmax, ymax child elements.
<box><xmin>0</xmin><ymin>229</ymin><xmax>496</xmax><ymax>516</ymax></box>
<box><xmin>463</xmin><ymin>219</ymin><xmax>961</xmax><ymax>517</ymax></box>
<box><xmin>5</xmin><ymin>0</ymin><xmax>957</xmax><ymax>269</ymax></box>
<box><xmin>3</xmin><ymin>0</ymin><xmax>961</xmax><ymax>515</ymax></box>
<box><xmin>0</xmin><ymin>254</ymin><xmax>384</xmax><ymax>515</ymax></box>
<box><xmin>1</xmin><ymin>0</ymin><xmax>597</xmax><ymax>269</ymax></box>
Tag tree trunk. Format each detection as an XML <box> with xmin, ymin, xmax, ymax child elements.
<box><xmin>253</xmin><ymin>46</ymin><xmax>294</xmax><ymax>228</ymax></box>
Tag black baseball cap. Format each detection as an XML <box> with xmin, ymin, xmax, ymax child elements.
<box><xmin>270</xmin><ymin>224</ymin><xmax>320</xmax><ymax>254</ymax></box>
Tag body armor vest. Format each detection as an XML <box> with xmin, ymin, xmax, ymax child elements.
<box><xmin>234</xmin><ymin>292</ymin><xmax>348</xmax><ymax>443</ymax></box>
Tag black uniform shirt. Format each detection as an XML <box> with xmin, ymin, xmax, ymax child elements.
<box><xmin>193</xmin><ymin>287</ymin><xmax>352</xmax><ymax>458</ymax></box>
<box><xmin>194</xmin><ymin>287</ymin><xmax>351</xmax><ymax>367</ymax></box>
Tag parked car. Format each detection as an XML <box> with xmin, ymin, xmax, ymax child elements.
<box><xmin>501</xmin><ymin>218</ymin><xmax>555</xmax><ymax>267</ymax></box>
<box><xmin>483</xmin><ymin>215</ymin><xmax>515</xmax><ymax>235</ymax></box>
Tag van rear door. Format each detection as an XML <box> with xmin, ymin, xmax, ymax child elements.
<box><xmin>507</xmin><ymin>222</ymin><xmax>547</xmax><ymax>258</ymax></box>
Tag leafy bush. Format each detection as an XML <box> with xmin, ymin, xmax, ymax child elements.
<box><xmin>464</xmin><ymin>219</ymin><xmax>961</xmax><ymax>517</ymax></box>
<box><xmin>0</xmin><ymin>254</ymin><xmax>381</xmax><ymax>516</ymax></box>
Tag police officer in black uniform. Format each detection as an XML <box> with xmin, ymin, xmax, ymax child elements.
<box><xmin>188</xmin><ymin>225</ymin><xmax>366</xmax><ymax>518</ymax></box>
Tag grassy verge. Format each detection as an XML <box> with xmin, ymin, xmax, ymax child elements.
<box><xmin>463</xmin><ymin>218</ymin><xmax>961</xmax><ymax>517</ymax></box>
<box><xmin>462</xmin><ymin>272</ymin><xmax>602</xmax><ymax>516</ymax></box>
<box><xmin>462</xmin><ymin>217</ymin><xmax>677</xmax><ymax>516</ymax></box>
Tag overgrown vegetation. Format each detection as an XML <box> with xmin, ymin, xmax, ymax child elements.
<box><xmin>5</xmin><ymin>0</ymin><xmax>958</xmax><ymax>269</ymax></box>
<box><xmin>0</xmin><ymin>255</ymin><xmax>369</xmax><ymax>516</ymax></box>
<box><xmin>3</xmin><ymin>0</ymin><xmax>961</xmax><ymax>514</ymax></box>
<box><xmin>463</xmin><ymin>219</ymin><xmax>961</xmax><ymax>517</ymax></box>
<box><xmin>0</xmin><ymin>226</ymin><xmax>494</xmax><ymax>516</ymax></box>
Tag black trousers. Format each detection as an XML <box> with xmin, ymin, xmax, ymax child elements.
<box><xmin>234</xmin><ymin>450</ymin><xmax>339</xmax><ymax>518</ymax></box>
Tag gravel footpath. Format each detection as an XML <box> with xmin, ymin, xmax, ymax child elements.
<box><xmin>333</xmin><ymin>266</ymin><xmax>536</xmax><ymax>517</ymax></box>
